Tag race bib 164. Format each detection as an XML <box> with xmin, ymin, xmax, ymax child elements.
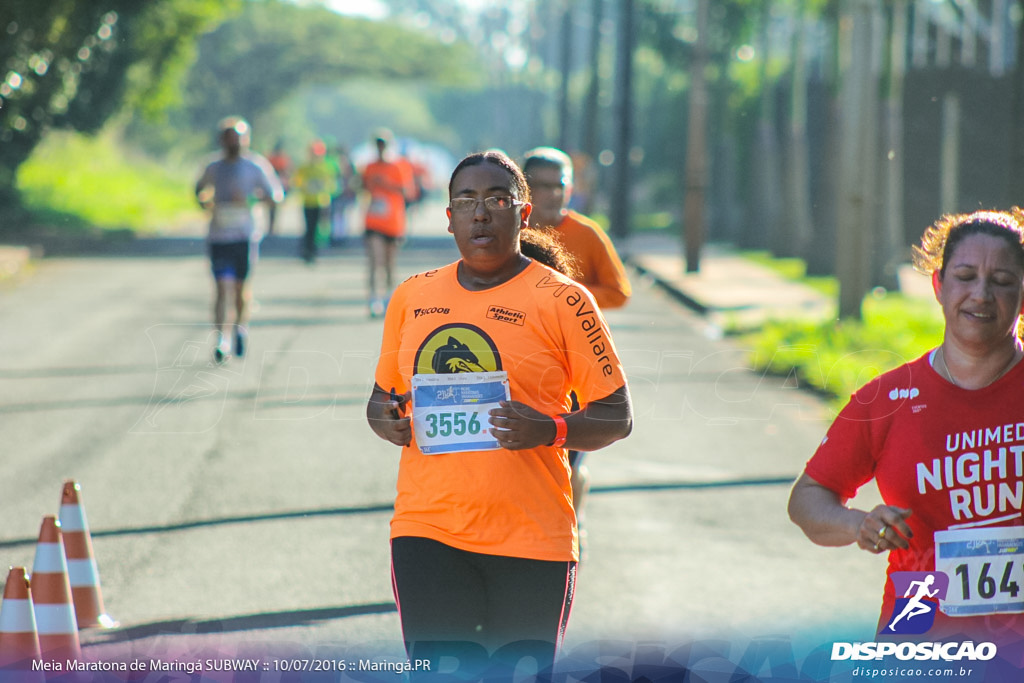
<box><xmin>935</xmin><ymin>526</ymin><xmax>1024</xmax><ymax>617</ymax></box>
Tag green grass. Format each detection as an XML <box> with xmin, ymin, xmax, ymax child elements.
<box><xmin>730</xmin><ymin>249</ymin><xmax>943</xmax><ymax>404</ymax></box>
<box><xmin>740</xmin><ymin>249</ymin><xmax>838</xmax><ymax>297</ymax></box>
<box><xmin>589</xmin><ymin>212</ymin><xmax>674</xmax><ymax>234</ymax></box>
<box><xmin>740</xmin><ymin>290</ymin><xmax>943</xmax><ymax>405</ymax></box>
<box><xmin>15</xmin><ymin>130</ymin><xmax>201</xmax><ymax>234</ymax></box>
<box><xmin>631</xmin><ymin>212</ymin><xmax>675</xmax><ymax>232</ymax></box>
<box><xmin>611</xmin><ymin>228</ymin><xmax>940</xmax><ymax>404</ymax></box>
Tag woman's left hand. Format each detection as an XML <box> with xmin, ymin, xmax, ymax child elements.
<box><xmin>488</xmin><ymin>401</ymin><xmax>556</xmax><ymax>451</ymax></box>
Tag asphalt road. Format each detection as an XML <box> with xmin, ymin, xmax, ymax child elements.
<box><xmin>0</xmin><ymin>213</ymin><xmax>891</xmax><ymax>675</ymax></box>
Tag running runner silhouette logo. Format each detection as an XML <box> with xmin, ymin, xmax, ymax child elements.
<box><xmin>414</xmin><ymin>323</ymin><xmax>501</xmax><ymax>375</ymax></box>
<box><xmin>880</xmin><ymin>572</ymin><xmax>949</xmax><ymax>635</ymax></box>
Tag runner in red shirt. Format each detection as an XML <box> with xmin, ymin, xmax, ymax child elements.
<box><xmin>789</xmin><ymin>209</ymin><xmax>1024</xmax><ymax>650</ymax></box>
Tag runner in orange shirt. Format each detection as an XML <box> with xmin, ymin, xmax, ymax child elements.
<box><xmin>366</xmin><ymin>150</ymin><xmax>632</xmax><ymax>678</ymax></box>
<box><xmin>524</xmin><ymin>146</ymin><xmax>631</xmax><ymax>309</ymax></box>
<box><xmin>360</xmin><ymin>130</ymin><xmax>414</xmax><ymax>317</ymax></box>
<box><xmin>523</xmin><ymin>146</ymin><xmax>632</xmax><ymax>542</ymax></box>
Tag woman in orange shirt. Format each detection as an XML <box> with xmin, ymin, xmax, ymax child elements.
<box><xmin>366</xmin><ymin>151</ymin><xmax>633</xmax><ymax>678</ymax></box>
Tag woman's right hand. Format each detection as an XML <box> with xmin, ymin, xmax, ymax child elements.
<box><xmin>857</xmin><ymin>505</ymin><xmax>913</xmax><ymax>554</ymax></box>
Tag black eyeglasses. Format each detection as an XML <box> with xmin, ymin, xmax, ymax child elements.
<box><xmin>449</xmin><ymin>196</ymin><xmax>523</xmax><ymax>213</ymax></box>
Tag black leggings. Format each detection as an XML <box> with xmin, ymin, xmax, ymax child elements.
<box><xmin>391</xmin><ymin>537</ymin><xmax>576</xmax><ymax>678</ymax></box>
<box><xmin>302</xmin><ymin>206</ymin><xmax>323</xmax><ymax>260</ymax></box>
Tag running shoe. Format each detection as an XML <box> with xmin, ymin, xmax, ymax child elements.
<box><xmin>234</xmin><ymin>327</ymin><xmax>247</xmax><ymax>357</ymax></box>
<box><xmin>369</xmin><ymin>299</ymin><xmax>386</xmax><ymax>318</ymax></box>
<box><xmin>213</xmin><ymin>336</ymin><xmax>231</xmax><ymax>364</ymax></box>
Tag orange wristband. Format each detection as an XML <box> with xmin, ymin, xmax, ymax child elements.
<box><xmin>549</xmin><ymin>415</ymin><xmax>567</xmax><ymax>448</ymax></box>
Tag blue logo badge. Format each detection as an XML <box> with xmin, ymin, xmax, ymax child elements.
<box><xmin>880</xmin><ymin>571</ymin><xmax>949</xmax><ymax>635</ymax></box>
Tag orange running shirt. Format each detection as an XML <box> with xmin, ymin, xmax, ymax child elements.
<box><xmin>393</xmin><ymin>156</ymin><xmax>422</xmax><ymax>203</ymax></box>
<box><xmin>361</xmin><ymin>159</ymin><xmax>413</xmax><ymax>237</ymax></box>
<box><xmin>553</xmin><ymin>210</ymin><xmax>631</xmax><ymax>310</ymax></box>
<box><xmin>374</xmin><ymin>259</ymin><xmax>627</xmax><ymax>562</ymax></box>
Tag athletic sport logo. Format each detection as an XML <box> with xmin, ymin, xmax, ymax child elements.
<box><xmin>486</xmin><ymin>305</ymin><xmax>526</xmax><ymax>326</ymax></box>
<box><xmin>880</xmin><ymin>571</ymin><xmax>949</xmax><ymax>635</ymax></box>
<box><xmin>414</xmin><ymin>323</ymin><xmax>502</xmax><ymax>375</ymax></box>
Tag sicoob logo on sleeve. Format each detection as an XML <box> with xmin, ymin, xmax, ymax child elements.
<box><xmin>414</xmin><ymin>323</ymin><xmax>502</xmax><ymax>375</ymax></box>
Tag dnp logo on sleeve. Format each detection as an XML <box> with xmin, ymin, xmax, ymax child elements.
<box><xmin>879</xmin><ymin>571</ymin><xmax>949</xmax><ymax>635</ymax></box>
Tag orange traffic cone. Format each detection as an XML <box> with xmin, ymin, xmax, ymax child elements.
<box><xmin>30</xmin><ymin>516</ymin><xmax>81</xmax><ymax>662</ymax></box>
<box><xmin>59</xmin><ymin>480</ymin><xmax>116</xmax><ymax>629</ymax></box>
<box><xmin>0</xmin><ymin>567</ymin><xmax>42</xmax><ymax>670</ymax></box>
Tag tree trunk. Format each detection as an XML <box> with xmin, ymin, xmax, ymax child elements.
<box><xmin>806</xmin><ymin>0</ymin><xmax>841</xmax><ymax>276</ymax></box>
<box><xmin>578</xmin><ymin>0</ymin><xmax>604</xmax><ymax>215</ymax></box>
<box><xmin>989</xmin><ymin>0</ymin><xmax>1009</xmax><ymax>77</ymax></box>
<box><xmin>1006</xmin><ymin>0</ymin><xmax>1024</xmax><ymax>204</ymax></box>
<box><xmin>0</xmin><ymin>134</ymin><xmax>40</xmax><ymax>208</ymax></box>
<box><xmin>939</xmin><ymin>93</ymin><xmax>961</xmax><ymax>215</ymax></box>
<box><xmin>609</xmin><ymin>0</ymin><xmax>634</xmax><ymax>240</ymax></box>
<box><xmin>682</xmin><ymin>0</ymin><xmax>709</xmax><ymax>272</ymax></box>
<box><xmin>782</xmin><ymin>0</ymin><xmax>814</xmax><ymax>259</ymax></box>
<box><xmin>710</xmin><ymin>63</ymin><xmax>742</xmax><ymax>244</ymax></box>
<box><xmin>557</xmin><ymin>1</ymin><xmax>574</xmax><ymax>150</ymax></box>
<box><xmin>876</xmin><ymin>0</ymin><xmax>907</xmax><ymax>291</ymax></box>
<box><xmin>742</xmin><ymin>1</ymin><xmax>782</xmax><ymax>250</ymax></box>
<box><xmin>836</xmin><ymin>0</ymin><xmax>880</xmax><ymax>320</ymax></box>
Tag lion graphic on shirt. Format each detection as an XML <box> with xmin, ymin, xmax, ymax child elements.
<box><xmin>432</xmin><ymin>336</ymin><xmax>486</xmax><ymax>374</ymax></box>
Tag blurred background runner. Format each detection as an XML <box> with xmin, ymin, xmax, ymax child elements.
<box><xmin>359</xmin><ymin>129</ymin><xmax>415</xmax><ymax>318</ymax></box>
<box><xmin>194</xmin><ymin>116</ymin><xmax>283</xmax><ymax>363</ymax></box>
<box><xmin>328</xmin><ymin>142</ymin><xmax>360</xmax><ymax>246</ymax></box>
<box><xmin>292</xmin><ymin>139</ymin><xmax>338</xmax><ymax>264</ymax></box>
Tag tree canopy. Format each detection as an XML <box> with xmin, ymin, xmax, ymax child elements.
<box><xmin>182</xmin><ymin>0</ymin><xmax>472</xmax><ymax>136</ymax></box>
<box><xmin>0</xmin><ymin>0</ymin><xmax>236</xmax><ymax>200</ymax></box>
<box><xmin>0</xmin><ymin>0</ymin><xmax>470</xmax><ymax>206</ymax></box>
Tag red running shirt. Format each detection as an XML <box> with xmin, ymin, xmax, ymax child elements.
<box><xmin>805</xmin><ymin>353</ymin><xmax>1024</xmax><ymax>643</ymax></box>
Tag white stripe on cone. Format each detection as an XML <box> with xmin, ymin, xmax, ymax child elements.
<box><xmin>0</xmin><ymin>598</ymin><xmax>37</xmax><ymax>632</ymax></box>
<box><xmin>58</xmin><ymin>504</ymin><xmax>86</xmax><ymax>532</ymax></box>
<box><xmin>64</xmin><ymin>558</ymin><xmax>99</xmax><ymax>587</ymax></box>
<box><xmin>31</xmin><ymin>543</ymin><xmax>66</xmax><ymax>574</ymax></box>
<box><xmin>32</xmin><ymin>605</ymin><xmax>77</xmax><ymax>636</ymax></box>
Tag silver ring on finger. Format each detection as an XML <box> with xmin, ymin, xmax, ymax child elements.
<box><xmin>873</xmin><ymin>542</ymin><xmax>880</xmax><ymax>551</ymax></box>
<box><xmin>878</xmin><ymin>526</ymin><xmax>888</xmax><ymax>539</ymax></box>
